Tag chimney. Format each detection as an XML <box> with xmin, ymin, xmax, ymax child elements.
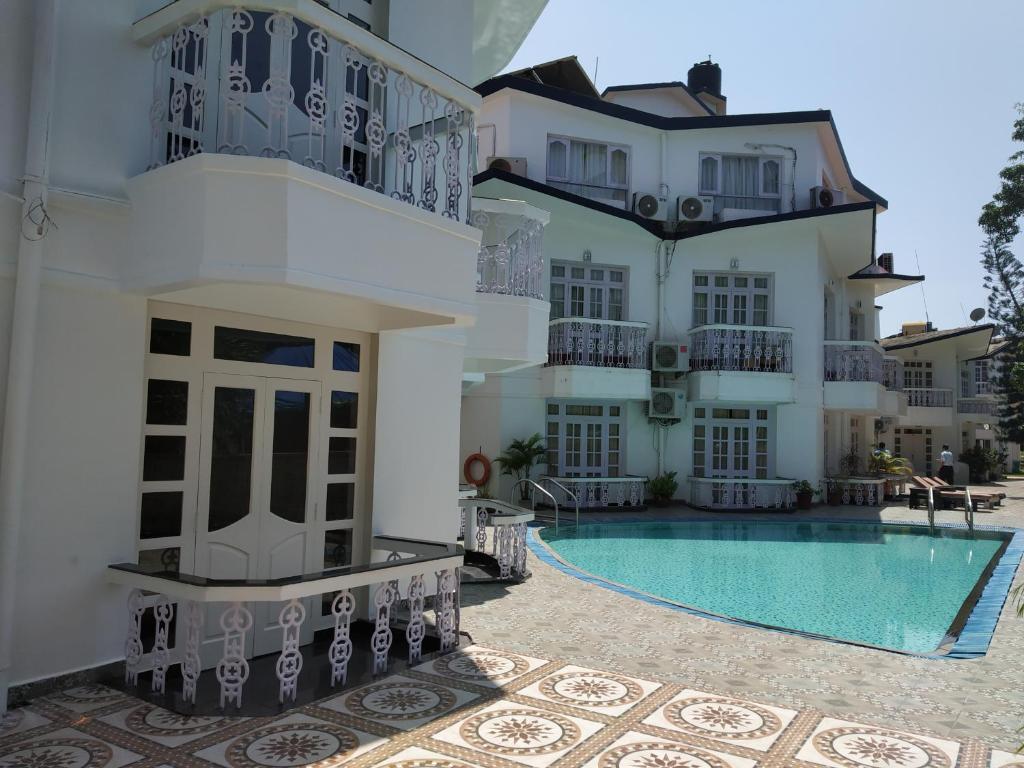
<box><xmin>687</xmin><ymin>59</ymin><xmax>726</xmax><ymax>115</ymax></box>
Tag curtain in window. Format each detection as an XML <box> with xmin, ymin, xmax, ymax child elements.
<box><xmin>762</xmin><ymin>160</ymin><xmax>780</xmax><ymax>195</ymax></box>
<box><xmin>700</xmin><ymin>156</ymin><xmax>718</xmax><ymax>193</ymax></box>
<box><xmin>547</xmin><ymin>140</ymin><xmax>567</xmax><ymax>179</ymax></box>
<box><xmin>722</xmin><ymin>156</ymin><xmax>759</xmax><ymax>196</ymax></box>
<box><xmin>569</xmin><ymin>141</ymin><xmax>608</xmax><ymax>186</ymax></box>
<box><xmin>610</xmin><ymin>149</ymin><xmax>628</xmax><ymax>186</ymax></box>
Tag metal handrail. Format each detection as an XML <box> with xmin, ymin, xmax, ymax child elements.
<box><xmin>536</xmin><ymin>477</ymin><xmax>580</xmax><ymax>528</ymax></box>
<box><xmin>965</xmin><ymin>487</ymin><xmax>974</xmax><ymax>533</ymax></box>
<box><xmin>927</xmin><ymin>486</ymin><xmax>935</xmax><ymax>533</ymax></box>
<box><xmin>510</xmin><ymin>478</ymin><xmax>560</xmax><ymax>530</ymax></box>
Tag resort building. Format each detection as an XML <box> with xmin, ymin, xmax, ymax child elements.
<box><xmin>461</xmin><ymin>56</ymin><xmax>927</xmax><ymax>508</ymax></box>
<box><xmin>0</xmin><ymin>0</ymin><xmax>547</xmax><ymax>713</ymax></box>
<box><xmin>878</xmin><ymin>323</ymin><xmax>1020</xmax><ymax>477</ymax></box>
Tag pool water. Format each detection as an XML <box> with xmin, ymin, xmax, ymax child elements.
<box><xmin>540</xmin><ymin>521</ymin><xmax>1007</xmax><ymax>653</ymax></box>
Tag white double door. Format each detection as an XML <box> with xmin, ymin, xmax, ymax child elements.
<box><xmin>194</xmin><ymin>373</ymin><xmax>321</xmax><ymax>664</ymax></box>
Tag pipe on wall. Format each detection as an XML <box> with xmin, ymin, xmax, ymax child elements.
<box><xmin>0</xmin><ymin>0</ymin><xmax>57</xmax><ymax>715</ymax></box>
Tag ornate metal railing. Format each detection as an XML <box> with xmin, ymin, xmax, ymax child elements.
<box><xmin>547</xmin><ymin>318</ymin><xmax>649</xmax><ymax>369</ymax></box>
<box><xmin>958</xmin><ymin>397</ymin><xmax>999</xmax><ymax>416</ymax></box>
<box><xmin>823</xmin><ymin>341</ymin><xmax>884</xmax><ymax>383</ymax></box>
<box><xmin>143</xmin><ymin>5</ymin><xmax>477</xmax><ymax>222</ymax></box>
<box><xmin>689</xmin><ymin>477</ymin><xmax>794</xmax><ymax>510</ymax></box>
<box><xmin>108</xmin><ymin>536</ymin><xmax>462</xmax><ymax>709</ymax></box>
<box><xmin>688</xmin><ymin>325</ymin><xmax>793</xmax><ymax>373</ymax></box>
<box><xmin>471</xmin><ymin>208</ymin><xmax>545</xmax><ymax>299</ymax></box>
<box><xmin>458</xmin><ymin>498</ymin><xmax>532</xmax><ymax>578</ymax></box>
<box><xmin>906</xmin><ymin>387</ymin><xmax>953</xmax><ymax>407</ymax></box>
<box><xmin>882</xmin><ymin>356</ymin><xmax>904</xmax><ymax>390</ymax></box>
<box><xmin>822</xmin><ymin>477</ymin><xmax>886</xmax><ymax>506</ymax></box>
<box><xmin>542</xmin><ymin>476</ymin><xmax>646</xmax><ymax>509</ymax></box>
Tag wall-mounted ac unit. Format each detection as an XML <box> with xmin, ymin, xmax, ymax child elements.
<box><xmin>651</xmin><ymin>341</ymin><xmax>689</xmax><ymax>373</ymax></box>
<box><xmin>648</xmin><ymin>387</ymin><xmax>686</xmax><ymax>420</ymax></box>
<box><xmin>632</xmin><ymin>192</ymin><xmax>668</xmax><ymax>220</ymax></box>
<box><xmin>486</xmin><ymin>156</ymin><xmax>527</xmax><ymax>176</ymax></box>
<box><xmin>810</xmin><ymin>185</ymin><xmax>846</xmax><ymax>209</ymax></box>
<box><xmin>878</xmin><ymin>252</ymin><xmax>894</xmax><ymax>273</ymax></box>
<box><xmin>677</xmin><ymin>195</ymin><xmax>714</xmax><ymax>222</ymax></box>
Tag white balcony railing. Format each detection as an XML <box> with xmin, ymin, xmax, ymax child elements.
<box><xmin>906</xmin><ymin>388</ymin><xmax>954</xmax><ymax>407</ymax></box>
<box><xmin>471</xmin><ymin>209</ymin><xmax>545</xmax><ymax>299</ymax></box>
<box><xmin>143</xmin><ymin>5</ymin><xmax>478</xmax><ymax>222</ymax></box>
<box><xmin>543</xmin><ymin>476</ymin><xmax>646</xmax><ymax>509</ymax></box>
<box><xmin>547</xmin><ymin>318</ymin><xmax>649</xmax><ymax>369</ymax></box>
<box><xmin>689</xmin><ymin>477</ymin><xmax>795</xmax><ymax>510</ymax></box>
<box><xmin>824</xmin><ymin>341</ymin><xmax>884</xmax><ymax>383</ymax></box>
<box><xmin>958</xmin><ymin>397</ymin><xmax>1000</xmax><ymax>416</ymax></box>
<box><xmin>882</xmin><ymin>356</ymin><xmax>904</xmax><ymax>390</ymax></box>
<box><xmin>688</xmin><ymin>325</ymin><xmax>794</xmax><ymax>373</ymax></box>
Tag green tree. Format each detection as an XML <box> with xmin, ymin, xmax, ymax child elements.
<box><xmin>494</xmin><ymin>434</ymin><xmax>547</xmax><ymax>499</ymax></box>
<box><xmin>979</xmin><ymin>105</ymin><xmax>1024</xmax><ymax>442</ymax></box>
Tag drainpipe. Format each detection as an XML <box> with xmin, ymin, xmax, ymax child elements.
<box><xmin>0</xmin><ymin>0</ymin><xmax>57</xmax><ymax>716</ymax></box>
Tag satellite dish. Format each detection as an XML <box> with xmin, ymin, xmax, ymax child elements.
<box><xmin>970</xmin><ymin>308</ymin><xmax>986</xmax><ymax>323</ymax></box>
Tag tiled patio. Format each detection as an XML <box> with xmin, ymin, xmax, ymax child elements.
<box><xmin>3</xmin><ymin>644</ymin><xmax>1021</xmax><ymax>767</ymax></box>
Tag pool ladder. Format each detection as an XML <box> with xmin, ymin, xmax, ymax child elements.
<box><xmin>509</xmin><ymin>479</ymin><xmax>580</xmax><ymax>531</ymax></box>
<box><xmin>926</xmin><ymin>486</ymin><xmax>974</xmax><ymax>534</ymax></box>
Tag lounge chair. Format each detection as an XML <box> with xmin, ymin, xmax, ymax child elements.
<box><xmin>908</xmin><ymin>476</ymin><xmax>1001</xmax><ymax>511</ymax></box>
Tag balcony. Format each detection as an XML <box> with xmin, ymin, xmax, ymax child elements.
<box><xmin>689</xmin><ymin>477</ymin><xmax>795</xmax><ymax>510</ymax></box>
<box><xmin>686</xmin><ymin>325</ymin><xmax>795</xmax><ymax>404</ymax></box>
<box><xmin>958</xmin><ymin>397</ymin><xmax>1000</xmax><ymax>417</ymax></box>
<box><xmin>713</xmin><ymin>195</ymin><xmax>781</xmax><ymax>222</ymax></box>
<box><xmin>903</xmin><ymin>387</ymin><xmax>954</xmax><ymax>427</ymax></box>
<box><xmin>126</xmin><ymin>2</ymin><xmax>482</xmax><ymax>327</ymax></box>
<box><xmin>463</xmin><ymin>198</ymin><xmax>550</xmax><ymax>373</ymax></box>
<box><xmin>542</xmin><ymin>476</ymin><xmax>647</xmax><ymax>509</ymax></box>
<box><xmin>823</xmin><ymin>341</ymin><xmax>891</xmax><ymax>412</ymax></box>
<box><xmin>541</xmin><ymin>318</ymin><xmax>650</xmax><ymax>400</ymax></box>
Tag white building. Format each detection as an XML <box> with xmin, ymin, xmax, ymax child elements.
<box><xmin>461</xmin><ymin>56</ymin><xmax>926</xmax><ymax>509</ymax></box>
<box><xmin>0</xmin><ymin>0</ymin><xmax>547</xmax><ymax>713</ymax></box>
<box><xmin>878</xmin><ymin>323</ymin><xmax>1019</xmax><ymax>477</ymax></box>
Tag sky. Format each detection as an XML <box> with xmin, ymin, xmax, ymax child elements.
<box><xmin>501</xmin><ymin>0</ymin><xmax>1024</xmax><ymax>337</ymax></box>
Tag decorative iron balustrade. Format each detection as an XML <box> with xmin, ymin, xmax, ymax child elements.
<box><xmin>471</xmin><ymin>210</ymin><xmax>545</xmax><ymax>298</ymax></box>
<box><xmin>689</xmin><ymin>477</ymin><xmax>794</xmax><ymax>510</ymax></box>
<box><xmin>108</xmin><ymin>536</ymin><xmax>462</xmax><ymax>709</ymax></box>
<box><xmin>882</xmin><ymin>356</ymin><xmax>904</xmax><ymax>390</ymax></box>
<box><xmin>906</xmin><ymin>387</ymin><xmax>954</xmax><ymax>407</ymax></box>
<box><xmin>823</xmin><ymin>341</ymin><xmax>884</xmax><ymax>383</ymax></box>
<box><xmin>957</xmin><ymin>397</ymin><xmax>1000</xmax><ymax>416</ymax></box>
<box><xmin>688</xmin><ymin>325</ymin><xmax>793</xmax><ymax>373</ymax></box>
<box><xmin>145</xmin><ymin>7</ymin><xmax>477</xmax><ymax>222</ymax></box>
<box><xmin>822</xmin><ymin>478</ymin><xmax>886</xmax><ymax>506</ymax></box>
<box><xmin>542</xmin><ymin>476</ymin><xmax>646</xmax><ymax>509</ymax></box>
<box><xmin>547</xmin><ymin>318</ymin><xmax>649</xmax><ymax>369</ymax></box>
<box><xmin>457</xmin><ymin>499</ymin><xmax>532</xmax><ymax>579</ymax></box>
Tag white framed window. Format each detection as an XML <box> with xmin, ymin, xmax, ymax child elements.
<box><xmin>547</xmin><ymin>134</ymin><xmax>630</xmax><ymax>205</ymax></box>
<box><xmin>974</xmin><ymin>360</ymin><xmax>991</xmax><ymax>394</ymax></box>
<box><xmin>692</xmin><ymin>272</ymin><xmax>772</xmax><ymax>327</ymax></box>
<box><xmin>550</xmin><ymin>262</ymin><xmax>628</xmax><ymax>321</ymax></box>
<box><xmin>546</xmin><ymin>401</ymin><xmax>623</xmax><ymax>478</ymax></box>
<box><xmin>903</xmin><ymin>360</ymin><xmax>933</xmax><ymax>389</ymax></box>
<box><xmin>692</xmin><ymin>407</ymin><xmax>771</xmax><ymax>479</ymax></box>
<box><xmin>697</xmin><ymin>153</ymin><xmax>783</xmax><ymax>212</ymax></box>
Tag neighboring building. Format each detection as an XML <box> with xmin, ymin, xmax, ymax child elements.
<box><xmin>879</xmin><ymin>324</ymin><xmax>1020</xmax><ymax>476</ymax></box>
<box><xmin>461</xmin><ymin>56</ymin><xmax>926</xmax><ymax>509</ymax></box>
<box><xmin>0</xmin><ymin>0</ymin><xmax>546</xmax><ymax>713</ymax></box>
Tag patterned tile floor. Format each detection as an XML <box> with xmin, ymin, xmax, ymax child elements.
<box><xmin>3</xmin><ymin>645</ymin><xmax>1021</xmax><ymax>767</ymax></box>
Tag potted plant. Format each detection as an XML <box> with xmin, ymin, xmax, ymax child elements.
<box><xmin>792</xmin><ymin>480</ymin><xmax>819</xmax><ymax>510</ymax></box>
<box><xmin>867</xmin><ymin>452</ymin><xmax>913</xmax><ymax>498</ymax></box>
<box><xmin>494</xmin><ymin>434</ymin><xmax>547</xmax><ymax>501</ymax></box>
<box><xmin>647</xmin><ymin>471</ymin><xmax>678</xmax><ymax>506</ymax></box>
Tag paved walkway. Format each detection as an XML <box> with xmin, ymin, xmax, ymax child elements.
<box><xmin>461</xmin><ymin>480</ymin><xmax>1024</xmax><ymax>754</ymax></box>
<box><xmin>2</xmin><ymin>644</ymin><xmax>1021</xmax><ymax>767</ymax></box>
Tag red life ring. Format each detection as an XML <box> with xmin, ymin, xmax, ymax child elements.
<box><xmin>463</xmin><ymin>453</ymin><xmax>491</xmax><ymax>487</ymax></box>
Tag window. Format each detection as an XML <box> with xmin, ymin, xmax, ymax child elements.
<box><xmin>903</xmin><ymin>360</ymin><xmax>933</xmax><ymax>389</ymax></box>
<box><xmin>547</xmin><ymin>135</ymin><xmax>630</xmax><ymax>205</ymax></box>
<box><xmin>546</xmin><ymin>402</ymin><xmax>623</xmax><ymax>477</ymax></box>
<box><xmin>692</xmin><ymin>272</ymin><xmax>772</xmax><ymax>327</ymax></box>
<box><xmin>974</xmin><ymin>360</ymin><xmax>991</xmax><ymax>395</ymax></box>
<box><xmin>214</xmin><ymin>327</ymin><xmax>315</xmax><ymax>368</ymax></box>
<box><xmin>697</xmin><ymin>153</ymin><xmax>783</xmax><ymax>213</ymax></box>
<box><xmin>692</xmin><ymin>408</ymin><xmax>771</xmax><ymax>479</ymax></box>
<box><xmin>550</xmin><ymin>262</ymin><xmax>628</xmax><ymax>321</ymax></box>
<box><xmin>849</xmin><ymin>310</ymin><xmax>864</xmax><ymax>341</ymax></box>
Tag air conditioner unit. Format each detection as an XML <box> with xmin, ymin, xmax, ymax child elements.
<box><xmin>651</xmin><ymin>341</ymin><xmax>690</xmax><ymax>373</ymax></box>
<box><xmin>632</xmin><ymin>192</ymin><xmax>668</xmax><ymax>220</ymax></box>
<box><xmin>878</xmin><ymin>252</ymin><xmax>894</xmax><ymax>273</ymax></box>
<box><xmin>677</xmin><ymin>195</ymin><xmax>714</xmax><ymax>222</ymax></box>
<box><xmin>648</xmin><ymin>387</ymin><xmax>686</xmax><ymax>420</ymax></box>
<box><xmin>810</xmin><ymin>185</ymin><xmax>846</xmax><ymax>209</ymax></box>
<box><xmin>486</xmin><ymin>156</ymin><xmax>527</xmax><ymax>176</ymax></box>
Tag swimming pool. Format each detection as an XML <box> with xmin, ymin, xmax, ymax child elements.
<box><xmin>539</xmin><ymin>521</ymin><xmax>1012</xmax><ymax>654</ymax></box>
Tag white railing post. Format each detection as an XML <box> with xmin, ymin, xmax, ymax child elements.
<box><xmin>329</xmin><ymin>589</ymin><xmax>354</xmax><ymax>686</ymax></box>
<box><xmin>216</xmin><ymin>602</ymin><xmax>253</xmax><ymax>708</ymax></box>
<box><xmin>151</xmin><ymin>595</ymin><xmax>173</xmax><ymax>694</ymax></box>
<box><xmin>371</xmin><ymin>581</ymin><xmax>394</xmax><ymax>675</ymax></box>
<box><xmin>406</xmin><ymin>574</ymin><xmax>426</xmax><ymax>665</ymax></box>
<box><xmin>276</xmin><ymin>598</ymin><xmax>305</xmax><ymax>703</ymax></box>
<box><xmin>181</xmin><ymin>600</ymin><xmax>202</xmax><ymax>703</ymax></box>
<box><xmin>124</xmin><ymin>589</ymin><xmax>145</xmax><ymax>686</ymax></box>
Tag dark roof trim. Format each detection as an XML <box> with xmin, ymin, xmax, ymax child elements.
<box><xmin>474</xmin><ymin>168</ymin><xmax>875</xmax><ymax>240</ymax></box>
<box><xmin>601</xmin><ymin>80</ymin><xmax>715</xmax><ymax>116</ymax></box>
<box><xmin>475</xmin><ymin>74</ymin><xmax>888</xmax><ymax>209</ymax></box>
<box><xmin>967</xmin><ymin>339</ymin><xmax>1011</xmax><ymax>361</ymax></box>
<box><xmin>881</xmin><ymin>324</ymin><xmax>995</xmax><ymax>351</ymax></box>
<box><xmin>848</xmin><ymin>272</ymin><xmax>925</xmax><ymax>284</ymax></box>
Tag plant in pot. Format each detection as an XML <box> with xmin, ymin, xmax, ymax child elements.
<box><xmin>494</xmin><ymin>433</ymin><xmax>547</xmax><ymax>501</ymax></box>
<box><xmin>792</xmin><ymin>480</ymin><xmax>819</xmax><ymax>510</ymax></box>
<box><xmin>868</xmin><ymin>452</ymin><xmax>913</xmax><ymax>499</ymax></box>
<box><xmin>647</xmin><ymin>471</ymin><xmax>678</xmax><ymax>506</ymax></box>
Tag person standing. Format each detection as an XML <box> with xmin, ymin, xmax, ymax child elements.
<box><xmin>938</xmin><ymin>444</ymin><xmax>955</xmax><ymax>484</ymax></box>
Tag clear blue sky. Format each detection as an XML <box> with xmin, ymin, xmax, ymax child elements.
<box><xmin>502</xmin><ymin>0</ymin><xmax>1024</xmax><ymax>337</ymax></box>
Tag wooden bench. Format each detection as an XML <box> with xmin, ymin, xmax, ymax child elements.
<box><xmin>908</xmin><ymin>476</ymin><xmax>1002</xmax><ymax>511</ymax></box>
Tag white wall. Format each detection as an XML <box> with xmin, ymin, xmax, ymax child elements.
<box><xmin>603</xmin><ymin>89</ymin><xmax>706</xmax><ymax>119</ymax></box>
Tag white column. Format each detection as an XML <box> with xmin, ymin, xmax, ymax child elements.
<box><xmin>0</xmin><ymin>0</ymin><xmax>57</xmax><ymax>715</ymax></box>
